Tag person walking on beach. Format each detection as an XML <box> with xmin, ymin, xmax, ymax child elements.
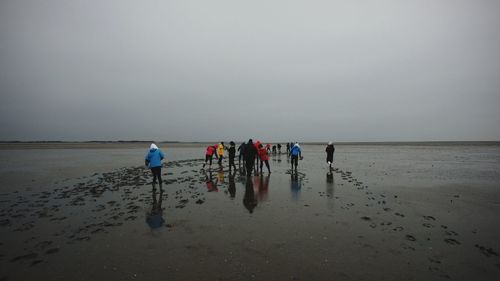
<box><xmin>217</xmin><ymin>142</ymin><xmax>225</xmax><ymax>168</ymax></box>
<box><xmin>290</xmin><ymin>142</ymin><xmax>302</xmax><ymax>171</ymax></box>
<box><xmin>258</xmin><ymin>144</ymin><xmax>271</xmax><ymax>174</ymax></box>
<box><xmin>238</xmin><ymin>142</ymin><xmax>246</xmax><ymax>166</ymax></box>
<box><xmin>254</xmin><ymin>140</ymin><xmax>261</xmax><ymax>170</ymax></box>
<box><xmin>145</xmin><ymin>143</ymin><xmax>165</xmax><ymax>188</ymax></box>
<box><xmin>326</xmin><ymin>141</ymin><xmax>335</xmax><ymax>171</ymax></box>
<box><xmin>202</xmin><ymin>145</ymin><xmax>217</xmax><ymax>169</ymax></box>
<box><xmin>277</xmin><ymin>143</ymin><xmax>282</xmax><ymax>154</ymax></box>
<box><xmin>245</xmin><ymin>139</ymin><xmax>258</xmax><ymax>176</ymax></box>
<box><xmin>228</xmin><ymin>141</ymin><xmax>237</xmax><ymax>173</ymax></box>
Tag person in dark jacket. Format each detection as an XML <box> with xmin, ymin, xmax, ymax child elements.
<box><xmin>228</xmin><ymin>141</ymin><xmax>237</xmax><ymax>173</ymax></box>
<box><xmin>326</xmin><ymin>141</ymin><xmax>335</xmax><ymax>171</ymax></box>
<box><xmin>238</xmin><ymin>142</ymin><xmax>246</xmax><ymax>166</ymax></box>
<box><xmin>244</xmin><ymin>139</ymin><xmax>258</xmax><ymax>177</ymax></box>
<box><xmin>145</xmin><ymin>143</ymin><xmax>165</xmax><ymax>188</ymax></box>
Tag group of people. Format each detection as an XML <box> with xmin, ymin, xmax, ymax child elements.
<box><xmin>202</xmin><ymin>140</ymin><xmax>308</xmax><ymax>176</ymax></box>
<box><xmin>144</xmin><ymin>141</ymin><xmax>336</xmax><ymax>187</ymax></box>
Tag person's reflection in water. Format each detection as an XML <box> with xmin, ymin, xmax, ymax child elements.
<box><xmin>243</xmin><ymin>178</ymin><xmax>257</xmax><ymax>213</ymax></box>
<box><xmin>326</xmin><ymin>171</ymin><xmax>335</xmax><ymax>210</ymax></box>
<box><xmin>257</xmin><ymin>174</ymin><xmax>270</xmax><ymax>202</ymax></box>
<box><xmin>239</xmin><ymin>164</ymin><xmax>246</xmax><ymax>177</ymax></box>
<box><xmin>217</xmin><ymin>169</ymin><xmax>225</xmax><ymax>184</ymax></box>
<box><xmin>228</xmin><ymin>171</ymin><xmax>236</xmax><ymax>199</ymax></box>
<box><xmin>290</xmin><ymin>173</ymin><xmax>301</xmax><ymax>201</ymax></box>
<box><xmin>205</xmin><ymin>171</ymin><xmax>218</xmax><ymax>192</ymax></box>
<box><xmin>253</xmin><ymin>174</ymin><xmax>260</xmax><ymax>196</ymax></box>
<box><xmin>146</xmin><ymin>183</ymin><xmax>165</xmax><ymax>229</ymax></box>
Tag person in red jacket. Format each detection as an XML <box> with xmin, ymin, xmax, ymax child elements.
<box><xmin>254</xmin><ymin>140</ymin><xmax>261</xmax><ymax>171</ymax></box>
<box><xmin>258</xmin><ymin>143</ymin><xmax>271</xmax><ymax>174</ymax></box>
<box><xmin>202</xmin><ymin>145</ymin><xmax>218</xmax><ymax>169</ymax></box>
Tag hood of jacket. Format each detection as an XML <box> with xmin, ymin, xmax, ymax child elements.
<box><xmin>150</xmin><ymin>143</ymin><xmax>158</xmax><ymax>151</ymax></box>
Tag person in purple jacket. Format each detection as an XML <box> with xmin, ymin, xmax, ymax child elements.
<box><xmin>145</xmin><ymin>143</ymin><xmax>165</xmax><ymax>188</ymax></box>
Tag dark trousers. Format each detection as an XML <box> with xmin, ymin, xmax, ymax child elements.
<box><xmin>246</xmin><ymin>159</ymin><xmax>255</xmax><ymax>176</ymax></box>
<box><xmin>151</xmin><ymin>167</ymin><xmax>162</xmax><ymax>185</ymax></box>
<box><xmin>260</xmin><ymin>160</ymin><xmax>270</xmax><ymax>172</ymax></box>
<box><xmin>229</xmin><ymin>157</ymin><xmax>236</xmax><ymax>171</ymax></box>
<box><xmin>204</xmin><ymin>155</ymin><xmax>213</xmax><ymax>166</ymax></box>
<box><xmin>291</xmin><ymin>155</ymin><xmax>298</xmax><ymax>168</ymax></box>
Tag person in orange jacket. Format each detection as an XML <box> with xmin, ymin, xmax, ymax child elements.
<box><xmin>258</xmin><ymin>143</ymin><xmax>271</xmax><ymax>174</ymax></box>
<box><xmin>254</xmin><ymin>140</ymin><xmax>261</xmax><ymax>171</ymax></box>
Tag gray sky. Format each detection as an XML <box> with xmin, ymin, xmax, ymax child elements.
<box><xmin>1</xmin><ymin>0</ymin><xmax>500</xmax><ymax>142</ymax></box>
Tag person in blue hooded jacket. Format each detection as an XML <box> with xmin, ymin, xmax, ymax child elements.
<box><xmin>290</xmin><ymin>142</ymin><xmax>302</xmax><ymax>171</ymax></box>
<box><xmin>145</xmin><ymin>143</ymin><xmax>165</xmax><ymax>188</ymax></box>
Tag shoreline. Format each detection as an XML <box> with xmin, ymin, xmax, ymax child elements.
<box><xmin>1</xmin><ymin>141</ymin><xmax>499</xmax><ymax>150</ymax></box>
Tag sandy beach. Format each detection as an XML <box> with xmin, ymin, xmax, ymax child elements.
<box><xmin>1</xmin><ymin>143</ymin><xmax>500</xmax><ymax>281</ymax></box>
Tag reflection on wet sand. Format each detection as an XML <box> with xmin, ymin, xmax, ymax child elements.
<box><xmin>228</xmin><ymin>172</ymin><xmax>236</xmax><ymax>199</ymax></box>
<box><xmin>290</xmin><ymin>172</ymin><xmax>302</xmax><ymax>201</ymax></box>
<box><xmin>255</xmin><ymin>174</ymin><xmax>270</xmax><ymax>202</ymax></box>
<box><xmin>326</xmin><ymin>171</ymin><xmax>335</xmax><ymax>210</ymax></box>
<box><xmin>217</xmin><ymin>170</ymin><xmax>225</xmax><ymax>183</ymax></box>
<box><xmin>146</xmin><ymin>184</ymin><xmax>164</xmax><ymax>229</ymax></box>
<box><xmin>205</xmin><ymin>171</ymin><xmax>218</xmax><ymax>192</ymax></box>
<box><xmin>243</xmin><ymin>179</ymin><xmax>257</xmax><ymax>213</ymax></box>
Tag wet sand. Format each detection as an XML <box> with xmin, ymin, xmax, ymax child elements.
<box><xmin>1</xmin><ymin>144</ymin><xmax>500</xmax><ymax>281</ymax></box>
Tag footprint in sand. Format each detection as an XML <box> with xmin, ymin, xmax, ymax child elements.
<box><xmin>406</xmin><ymin>234</ymin><xmax>417</xmax><ymax>241</ymax></box>
<box><xmin>444</xmin><ymin>238</ymin><xmax>461</xmax><ymax>245</ymax></box>
<box><xmin>445</xmin><ymin>230</ymin><xmax>458</xmax><ymax>236</ymax></box>
<box><xmin>10</xmin><ymin>253</ymin><xmax>38</xmax><ymax>263</ymax></box>
<box><xmin>475</xmin><ymin>244</ymin><xmax>499</xmax><ymax>257</ymax></box>
<box><xmin>428</xmin><ymin>257</ymin><xmax>442</xmax><ymax>264</ymax></box>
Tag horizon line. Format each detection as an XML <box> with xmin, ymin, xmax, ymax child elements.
<box><xmin>1</xmin><ymin>140</ymin><xmax>500</xmax><ymax>145</ymax></box>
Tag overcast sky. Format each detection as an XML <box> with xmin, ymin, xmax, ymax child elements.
<box><xmin>1</xmin><ymin>0</ymin><xmax>499</xmax><ymax>142</ymax></box>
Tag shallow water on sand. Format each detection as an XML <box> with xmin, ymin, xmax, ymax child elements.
<box><xmin>1</xmin><ymin>144</ymin><xmax>500</xmax><ymax>281</ymax></box>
